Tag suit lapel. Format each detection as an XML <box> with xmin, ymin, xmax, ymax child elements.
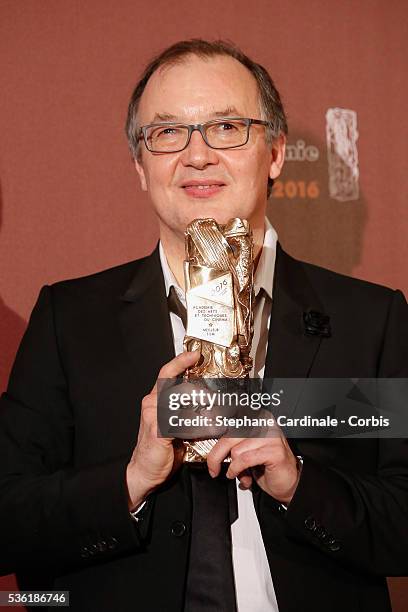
<box><xmin>252</xmin><ymin>245</ymin><xmax>332</xmax><ymax>506</ymax></box>
<box><xmin>119</xmin><ymin>245</ymin><xmax>175</xmax><ymax>395</ymax></box>
<box><xmin>264</xmin><ymin>244</ymin><xmax>327</xmax><ymax>379</ymax></box>
<box><xmin>261</xmin><ymin>244</ymin><xmax>332</xmax><ymax>461</ymax></box>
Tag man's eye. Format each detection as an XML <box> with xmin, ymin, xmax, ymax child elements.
<box><xmin>157</xmin><ymin>127</ymin><xmax>178</xmax><ymax>137</ymax></box>
<box><xmin>218</xmin><ymin>122</ymin><xmax>237</xmax><ymax>131</ymax></box>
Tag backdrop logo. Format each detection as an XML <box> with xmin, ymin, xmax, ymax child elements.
<box><xmin>326</xmin><ymin>108</ymin><xmax>359</xmax><ymax>201</ymax></box>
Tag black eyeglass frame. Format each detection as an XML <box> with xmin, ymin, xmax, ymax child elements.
<box><xmin>138</xmin><ymin>117</ymin><xmax>271</xmax><ymax>153</ymax></box>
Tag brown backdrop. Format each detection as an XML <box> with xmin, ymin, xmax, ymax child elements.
<box><xmin>1</xmin><ymin>1</ymin><xmax>407</xmax><ymax>609</ymax></box>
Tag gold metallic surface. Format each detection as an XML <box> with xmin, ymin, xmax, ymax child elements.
<box><xmin>181</xmin><ymin>218</ymin><xmax>254</xmax><ymax>462</ymax></box>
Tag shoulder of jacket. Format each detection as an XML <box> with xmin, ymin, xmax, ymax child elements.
<box><xmin>280</xmin><ymin>246</ymin><xmax>397</xmax><ymax>301</ymax></box>
<box><xmin>49</xmin><ymin>251</ymin><xmax>155</xmax><ymax>299</ymax></box>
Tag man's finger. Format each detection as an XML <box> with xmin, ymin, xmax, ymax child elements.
<box><xmin>238</xmin><ymin>470</ymin><xmax>253</xmax><ymax>490</ymax></box>
<box><xmin>207</xmin><ymin>437</ymin><xmax>245</xmax><ymax>477</ymax></box>
<box><xmin>151</xmin><ymin>350</ymin><xmax>200</xmax><ymax>393</ymax></box>
<box><xmin>226</xmin><ymin>447</ymin><xmax>271</xmax><ymax>480</ymax></box>
<box><xmin>207</xmin><ymin>434</ymin><xmax>271</xmax><ymax>477</ymax></box>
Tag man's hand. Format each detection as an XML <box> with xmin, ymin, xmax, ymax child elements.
<box><xmin>126</xmin><ymin>350</ymin><xmax>200</xmax><ymax>511</ymax></box>
<box><xmin>206</xmin><ymin>432</ymin><xmax>301</xmax><ymax>505</ymax></box>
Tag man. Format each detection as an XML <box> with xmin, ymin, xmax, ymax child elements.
<box><xmin>0</xmin><ymin>39</ymin><xmax>407</xmax><ymax>612</ymax></box>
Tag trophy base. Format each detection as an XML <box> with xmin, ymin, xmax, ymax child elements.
<box><xmin>182</xmin><ymin>439</ymin><xmax>231</xmax><ymax>463</ymax></box>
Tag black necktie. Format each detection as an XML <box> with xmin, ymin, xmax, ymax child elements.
<box><xmin>184</xmin><ymin>464</ymin><xmax>238</xmax><ymax>612</ymax></box>
<box><xmin>168</xmin><ymin>285</ymin><xmax>187</xmax><ymax>328</ymax></box>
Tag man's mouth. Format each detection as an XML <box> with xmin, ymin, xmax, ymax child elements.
<box><xmin>180</xmin><ymin>180</ymin><xmax>226</xmax><ymax>198</ymax></box>
<box><xmin>186</xmin><ymin>184</ymin><xmax>219</xmax><ymax>190</ymax></box>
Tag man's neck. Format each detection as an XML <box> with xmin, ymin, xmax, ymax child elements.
<box><xmin>160</xmin><ymin>222</ymin><xmax>266</xmax><ymax>291</ymax></box>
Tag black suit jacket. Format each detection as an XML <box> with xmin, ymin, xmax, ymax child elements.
<box><xmin>0</xmin><ymin>244</ymin><xmax>407</xmax><ymax>612</ymax></box>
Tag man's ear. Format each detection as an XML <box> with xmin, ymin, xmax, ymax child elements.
<box><xmin>134</xmin><ymin>158</ymin><xmax>148</xmax><ymax>191</ymax></box>
<box><xmin>269</xmin><ymin>134</ymin><xmax>286</xmax><ymax>180</ymax></box>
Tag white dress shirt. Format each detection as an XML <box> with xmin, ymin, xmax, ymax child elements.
<box><xmin>159</xmin><ymin>218</ymin><xmax>279</xmax><ymax>612</ymax></box>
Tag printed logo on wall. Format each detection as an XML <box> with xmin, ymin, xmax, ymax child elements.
<box><xmin>273</xmin><ymin>107</ymin><xmax>359</xmax><ymax>203</ymax></box>
<box><xmin>326</xmin><ymin>108</ymin><xmax>359</xmax><ymax>202</ymax></box>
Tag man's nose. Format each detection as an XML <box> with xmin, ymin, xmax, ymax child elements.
<box><xmin>180</xmin><ymin>128</ymin><xmax>219</xmax><ymax>169</ymax></box>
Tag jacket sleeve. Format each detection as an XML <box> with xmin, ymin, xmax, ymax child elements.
<box><xmin>0</xmin><ymin>286</ymin><xmax>146</xmax><ymax>576</ymax></box>
<box><xmin>281</xmin><ymin>289</ymin><xmax>408</xmax><ymax>576</ymax></box>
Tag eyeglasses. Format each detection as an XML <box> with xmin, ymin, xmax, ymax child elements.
<box><xmin>138</xmin><ymin>117</ymin><xmax>271</xmax><ymax>153</ymax></box>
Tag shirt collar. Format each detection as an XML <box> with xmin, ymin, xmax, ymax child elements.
<box><xmin>159</xmin><ymin>241</ymin><xmax>186</xmax><ymax>304</ymax></box>
<box><xmin>253</xmin><ymin>217</ymin><xmax>277</xmax><ymax>300</ymax></box>
<box><xmin>159</xmin><ymin>217</ymin><xmax>278</xmax><ymax>301</ymax></box>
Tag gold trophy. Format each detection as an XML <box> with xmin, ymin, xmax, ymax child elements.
<box><xmin>182</xmin><ymin>217</ymin><xmax>255</xmax><ymax>462</ymax></box>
